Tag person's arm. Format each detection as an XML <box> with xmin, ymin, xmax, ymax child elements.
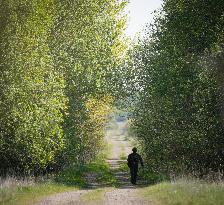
<box><xmin>139</xmin><ymin>154</ymin><xmax>144</xmax><ymax>167</ymax></box>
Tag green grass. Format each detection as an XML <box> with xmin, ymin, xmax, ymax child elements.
<box><xmin>1</xmin><ymin>142</ymin><xmax>116</xmax><ymax>205</ymax></box>
<box><xmin>0</xmin><ymin>126</ymin><xmax>119</xmax><ymax>205</ymax></box>
<box><xmin>118</xmin><ymin>161</ymin><xmax>129</xmax><ymax>172</ymax></box>
<box><xmin>55</xmin><ymin>144</ymin><xmax>117</xmax><ymax>187</ymax></box>
<box><xmin>138</xmin><ymin>168</ymin><xmax>168</xmax><ymax>184</ymax></box>
<box><xmin>0</xmin><ymin>181</ymin><xmax>77</xmax><ymax>205</ymax></box>
<box><xmin>139</xmin><ymin>179</ymin><xmax>224</xmax><ymax>205</ymax></box>
<box><xmin>102</xmin><ymin>141</ymin><xmax>113</xmax><ymax>160</ymax></box>
<box><xmin>57</xmin><ymin>161</ymin><xmax>117</xmax><ymax>187</ymax></box>
<box><xmin>1</xmin><ymin>160</ymin><xmax>116</xmax><ymax>205</ymax></box>
<box><xmin>119</xmin><ymin>144</ymin><xmax>127</xmax><ymax>160</ymax></box>
<box><xmin>95</xmin><ymin>163</ymin><xmax>118</xmax><ymax>186</ymax></box>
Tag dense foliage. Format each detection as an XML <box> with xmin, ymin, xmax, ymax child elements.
<box><xmin>132</xmin><ymin>0</ymin><xmax>224</xmax><ymax>175</ymax></box>
<box><xmin>52</xmin><ymin>0</ymin><xmax>127</xmax><ymax>166</ymax></box>
<box><xmin>0</xmin><ymin>0</ymin><xmax>67</xmax><ymax>172</ymax></box>
<box><xmin>0</xmin><ymin>0</ymin><xmax>127</xmax><ymax>173</ymax></box>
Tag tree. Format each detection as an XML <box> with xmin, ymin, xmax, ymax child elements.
<box><xmin>0</xmin><ymin>0</ymin><xmax>66</xmax><ymax>172</ymax></box>
<box><xmin>0</xmin><ymin>0</ymin><xmax>128</xmax><ymax>173</ymax></box>
<box><xmin>51</xmin><ymin>0</ymin><xmax>127</xmax><ymax>165</ymax></box>
<box><xmin>131</xmin><ymin>0</ymin><xmax>224</xmax><ymax>175</ymax></box>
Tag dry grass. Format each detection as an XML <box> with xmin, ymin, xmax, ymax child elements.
<box><xmin>0</xmin><ymin>176</ymin><xmax>76</xmax><ymax>205</ymax></box>
<box><xmin>139</xmin><ymin>177</ymin><xmax>224</xmax><ymax>205</ymax></box>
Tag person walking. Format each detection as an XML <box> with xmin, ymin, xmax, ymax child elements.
<box><xmin>127</xmin><ymin>147</ymin><xmax>144</xmax><ymax>185</ymax></box>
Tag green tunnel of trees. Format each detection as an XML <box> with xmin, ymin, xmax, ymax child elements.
<box><xmin>0</xmin><ymin>0</ymin><xmax>127</xmax><ymax>173</ymax></box>
<box><xmin>1</xmin><ymin>0</ymin><xmax>224</xmax><ymax>177</ymax></box>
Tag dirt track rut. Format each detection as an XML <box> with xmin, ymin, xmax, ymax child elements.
<box><xmin>35</xmin><ymin>120</ymin><xmax>151</xmax><ymax>205</ymax></box>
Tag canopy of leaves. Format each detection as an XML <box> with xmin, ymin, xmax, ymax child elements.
<box><xmin>131</xmin><ymin>0</ymin><xmax>224</xmax><ymax>175</ymax></box>
<box><xmin>0</xmin><ymin>0</ymin><xmax>127</xmax><ymax>173</ymax></box>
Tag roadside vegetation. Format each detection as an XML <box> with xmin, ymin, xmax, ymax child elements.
<box><xmin>0</xmin><ymin>160</ymin><xmax>116</xmax><ymax>205</ymax></box>
<box><xmin>0</xmin><ymin>136</ymin><xmax>117</xmax><ymax>205</ymax></box>
<box><xmin>139</xmin><ymin>179</ymin><xmax>224</xmax><ymax>205</ymax></box>
<box><xmin>0</xmin><ymin>179</ymin><xmax>76</xmax><ymax>205</ymax></box>
<box><xmin>129</xmin><ymin>0</ymin><xmax>224</xmax><ymax>177</ymax></box>
<box><xmin>55</xmin><ymin>159</ymin><xmax>118</xmax><ymax>188</ymax></box>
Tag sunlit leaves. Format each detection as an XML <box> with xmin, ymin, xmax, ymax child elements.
<box><xmin>131</xmin><ymin>0</ymin><xmax>224</xmax><ymax>175</ymax></box>
<box><xmin>54</xmin><ymin>0</ymin><xmax>127</xmax><ymax>165</ymax></box>
<box><xmin>0</xmin><ymin>0</ymin><xmax>127</xmax><ymax>172</ymax></box>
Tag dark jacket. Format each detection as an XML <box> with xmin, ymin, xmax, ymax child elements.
<box><xmin>127</xmin><ymin>152</ymin><xmax>144</xmax><ymax>168</ymax></box>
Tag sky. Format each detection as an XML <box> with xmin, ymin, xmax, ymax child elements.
<box><xmin>125</xmin><ymin>0</ymin><xmax>163</xmax><ymax>39</ymax></box>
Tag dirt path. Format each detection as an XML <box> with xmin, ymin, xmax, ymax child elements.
<box><xmin>35</xmin><ymin>190</ymin><xmax>90</xmax><ymax>205</ymax></box>
<box><xmin>102</xmin><ymin>120</ymin><xmax>148</xmax><ymax>205</ymax></box>
<box><xmin>35</xmin><ymin>120</ymin><xmax>150</xmax><ymax>205</ymax></box>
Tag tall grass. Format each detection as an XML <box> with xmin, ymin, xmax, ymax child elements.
<box><xmin>0</xmin><ymin>176</ymin><xmax>76</xmax><ymax>205</ymax></box>
<box><xmin>139</xmin><ymin>177</ymin><xmax>224</xmax><ymax>205</ymax></box>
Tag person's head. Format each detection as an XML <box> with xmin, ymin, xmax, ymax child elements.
<box><xmin>132</xmin><ymin>147</ymin><xmax>137</xmax><ymax>153</ymax></box>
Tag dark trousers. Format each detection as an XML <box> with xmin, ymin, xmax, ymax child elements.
<box><xmin>130</xmin><ymin>165</ymin><xmax>138</xmax><ymax>184</ymax></box>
